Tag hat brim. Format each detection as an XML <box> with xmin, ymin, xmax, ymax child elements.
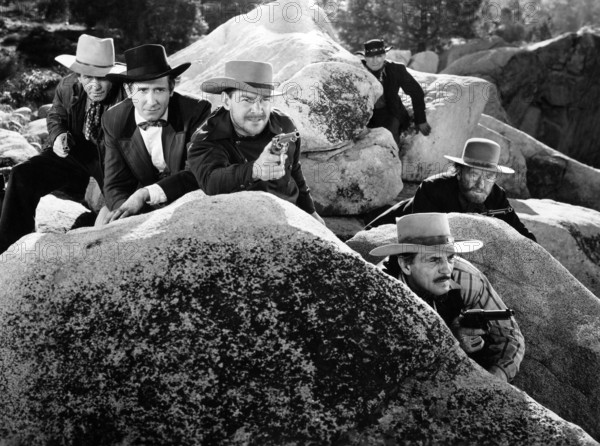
<box><xmin>444</xmin><ymin>155</ymin><xmax>515</xmax><ymax>174</ymax></box>
<box><xmin>355</xmin><ymin>46</ymin><xmax>393</xmax><ymax>56</ymax></box>
<box><xmin>369</xmin><ymin>240</ymin><xmax>483</xmax><ymax>257</ymax></box>
<box><xmin>200</xmin><ymin>77</ymin><xmax>283</xmax><ymax>96</ymax></box>
<box><xmin>55</xmin><ymin>55</ymin><xmax>126</xmax><ymax>77</ymax></box>
<box><xmin>105</xmin><ymin>62</ymin><xmax>191</xmax><ymax>82</ymax></box>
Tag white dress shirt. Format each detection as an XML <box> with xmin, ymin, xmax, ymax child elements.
<box><xmin>134</xmin><ymin>109</ymin><xmax>168</xmax><ymax>205</ymax></box>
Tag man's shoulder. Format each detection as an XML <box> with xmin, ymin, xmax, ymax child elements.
<box><xmin>422</xmin><ymin>173</ymin><xmax>457</xmax><ymax>189</ymax></box>
<box><xmin>385</xmin><ymin>60</ymin><xmax>408</xmax><ymax>72</ymax></box>
<box><xmin>172</xmin><ymin>91</ymin><xmax>211</xmax><ymax>112</ymax></box>
<box><xmin>102</xmin><ymin>98</ymin><xmax>134</xmax><ymax>133</ymax></box>
<box><xmin>452</xmin><ymin>256</ymin><xmax>487</xmax><ymax>286</ymax></box>
<box><xmin>54</xmin><ymin>73</ymin><xmax>82</xmax><ymax>99</ymax></box>
<box><xmin>270</xmin><ymin>108</ymin><xmax>297</xmax><ymax>132</ymax></box>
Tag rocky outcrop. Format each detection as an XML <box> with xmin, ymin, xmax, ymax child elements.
<box><xmin>511</xmin><ymin>198</ymin><xmax>600</xmax><ymax>298</ymax></box>
<box><xmin>0</xmin><ymin>128</ymin><xmax>38</xmax><ymax>166</ymax></box>
<box><xmin>347</xmin><ymin>213</ymin><xmax>600</xmax><ymax>440</ymax></box>
<box><xmin>443</xmin><ymin>30</ymin><xmax>600</xmax><ymax>169</ymax></box>
<box><xmin>479</xmin><ymin>113</ymin><xmax>600</xmax><ymax>213</ymax></box>
<box><xmin>408</xmin><ymin>50</ymin><xmax>438</xmax><ymax>73</ymax></box>
<box><xmin>169</xmin><ymin>0</ymin><xmax>500</xmax><ymax>213</ymax></box>
<box><xmin>0</xmin><ymin>192</ymin><xmax>596</xmax><ymax>445</ymax></box>
<box><xmin>438</xmin><ymin>36</ymin><xmax>513</xmax><ymax>72</ymax></box>
<box><xmin>35</xmin><ymin>194</ymin><xmax>91</xmax><ymax>234</ymax></box>
<box><xmin>22</xmin><ymin>117</ymin><xmax>48</xmax><ymax>147</ymax></box>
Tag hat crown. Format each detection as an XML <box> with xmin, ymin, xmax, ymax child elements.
<box><xmin>224</xmin><ymin>60</ymin><xmax>275</xmax><ymax>87</ymax></box>
<box><xmin>363</xmin><ymin>39</ymin><xmax>387</xmax><ymax>56</ymax></box>
<box><xmin>123</xmin><ymin>44</ymin><xmax>171</xmax><ymax>78</ymax></box>
<box><xmin>461</xmin><ymin>138</ymin><xmax>501</xmax><ymax>167</ymax></box>
<box><xmin>396</xmin><ymin>213</ymin><xmax>454</xmax><ymax>245</ymax></box>
<box><xmin>74</xmin><ymin>34</ymin><xmax>116</xmax><ymax>70</ymax></box>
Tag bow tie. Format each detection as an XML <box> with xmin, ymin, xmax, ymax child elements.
<box><xmin>138</xmin><ymin>119</ymin><xmax>167</xmax><ymax>131</ymax></box>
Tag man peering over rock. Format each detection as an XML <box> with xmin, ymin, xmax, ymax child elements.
<box><xmin>100</xmin><ymin>44</ymin><xmax>212</xmax><ymax>224</ymax></box>
<box><xmin>356</xmin><ymin>39</ymin><xmax>431</xmax><ymax>145</ymax></box>
<box><xmin>188</xmin><ymin>60</ymin><xmax>324</xmax><ymax>225</ymax></box>
<box><xmin>0</xmin><ymin>34</ymin><xmax>126</xmax><ymax>255</ymax></box>
<box><xmin>367</xmin><ymin>138</ymin><xmax>537</xmax><ymax>242</ymax></box>
<box><xmin>370</xmin><ymin>213</ymin><xmax>525</xmax><ymax>382</ymax></box>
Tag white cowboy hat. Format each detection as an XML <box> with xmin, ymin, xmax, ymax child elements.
<box><xmin>369</xmin><ymin>213</ymin><xmax>483</xmax><ymax>257</ymax></box>
<box><xmin>55</xmin><ymin>34</ymin><xmax>125</xmax><ymax>77</ymax></box>
<box><xmin>201</xmin><ymin>60</ymin><xmax>282</xmax><ymax>97</ymax></box>
<box><xmin>444</xmin><ymin>138</ymin><xmax>515</xmax><ymax>174</ymax></box>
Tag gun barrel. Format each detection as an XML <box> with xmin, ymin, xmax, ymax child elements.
<box><xmin>461</xmin><ymin>309</ymin><xmax>515</xmax><ymax>319</ymax></box>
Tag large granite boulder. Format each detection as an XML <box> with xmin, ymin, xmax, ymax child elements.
<box><xmin>22</xmin><ymin>117</ymin><xmax>49</xmax><ymax>148</ymax></box>
<box><xmin>438</xmin><ymin>36</ymin><xmax>514</xmax><ymax>72</ymax></box>
<box><xmin>408</xmin><ymin>51</ymin><xmax>439</xmax><ymax>73</ymax></box>
<box><xmin>512</xmin><ymin>198</ymin><xmax>600</xmax><ymax>298</ymax></box>
<box><xmin>347</xmin><ymin>213</ymin><xmax>600</xmax><ymax>440</ymax></box>
<box><xmin>399</xmin><ymin>73</ymin><xmax>492</xmax><ymax>183</ymax></box>
<box><xmin>0</xmin><ymin>192</ymin><xmax>595</xmax><ymax>445</ymax></box>
<box><xmin>35</xmin><ymin>195</ymin><xmax>92</xmax><ymax>234</ymax></box>
<box><xmin>443</xmin><ymin>30</ymin><xmax>600</xmax><ymax>169</ymax></box>
<box><xmin>0</xmin><ymin>128</ymin><xmax>38</xmax><ymax>166</ymax></box>
<box><xmin>479</xmin><ymin>113</ymin><xmax>600</xmax><ymax>213</ymax></box>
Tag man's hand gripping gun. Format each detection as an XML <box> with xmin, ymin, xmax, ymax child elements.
<box><xmin>270</xmin><ymin>131</ymin><xmax>300</xmax><ymax>165</ymax></box>
<box><xmin>460</xmin><ymin>308</ymin><xmax>515</xmax><ymax>330</ymax></box>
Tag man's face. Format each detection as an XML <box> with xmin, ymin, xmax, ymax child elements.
<box><xmin>457</xmin><ymin>166</ymin><xmax>498</xmax><ymax>204</ymax></box>
<box><xmin>365</xmin><ymin>54</ymin><xmax>386</xmax><ymax>71</ymax></box>
<box><xmin>79</xmin><ymin>75</ymin><xmax>112</xmax><ymax>102</ymax></box>
<box><xmin>222</xmin><ymin>90</ymin><xmax>272</xmax><ymax>137</ymax></box>
<box><xmin>400</xmin><ymin>251</ymin><xmax>456</xmax><ymax>297</ymax></box>
<box><xmin>129</xmin><ymin>76</ymin><xmax>173</xmax><ymax>121</ymax></box>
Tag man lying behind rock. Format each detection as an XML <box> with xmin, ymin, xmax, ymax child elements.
<box><xmin>370</xmin><ymin>213</ymin><xmax>525</xmax><ymax>382</ymax></box>
<box><xmin>100</xmin><ymin>44</ymin><xmax>212</xmax><ymax>223</ymax></box>
<box><xmin>0</xmin><ymin>34</ymin><xmax>125</xmax><ymax>254</ymax></box>
<box><xmin>187</xmin><ymin>60</ymin><xmax>324</xmax><ymax>225</ymax></box>
<box><xmin>367</xmin><ymin>138</ymin><xmax>537</xmax><ymax>242</ymax></box>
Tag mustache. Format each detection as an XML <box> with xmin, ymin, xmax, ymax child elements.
<box><xmin>434</xmin><ymin>275</ymin><xmax>451</xmax><ymax>283</ymax></box>
<box><xmin>246</xmin><ymin>114</ymin><xmax>266</xmax><ymax>120</ymax></box>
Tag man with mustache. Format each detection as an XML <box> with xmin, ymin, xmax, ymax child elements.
<box><xmin>100</xmin><ymin>44</ymin><xmax>211</xmax><ymax>223</ymax></box>
<box><xmin>0</xmin><ymin>34</ymin><xmax>125</xmax><ymax>255</ymax></box>
<box><xmin>370</xmin><ymin>213</ymin><xmax>525</xmax><ymax>382</ymax></box>
<box><xmin>366</xmin><ymin>138</ymin><xmax>537</xmax><ymax>242</ymax></box>
<box><xmin>188</xmin><ymin>60</ymin><xmax>324</xmax><ymax>225</ymax></box>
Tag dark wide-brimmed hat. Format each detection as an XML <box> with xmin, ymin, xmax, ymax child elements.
<box><xmin>106</xmin><ymin>44</ymin><xmax>190</xmax><ymax>82</ymax></box>
<box><xmin>55</xmin><ymin>34</ymin><xmax>125</xmax><ymax>77</ymax></box>
<box><xmin>201</xmin><ymin>60</ymin><xmax>282</xmax><ymax>97</ymax></box>
<box><xmin>369</xmin><ymin>213</ymin><xmax>483</xmax><ymax>257</ymax></box>
<box><xmin>356</xmin><ymin>39</ymin><xmax>393</xmax><ymax>56</ymax></box>
<box><xmin>445</xmin><ymin>138</ymin><xmax>515</xmax><ymax>174</ymax></box>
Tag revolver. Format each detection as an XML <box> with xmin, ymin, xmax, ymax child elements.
<box><xmin>460</xmin><ymin>308</ymin><xmax>515</xmax><ymax>330</ymax></box>
<box><xmin>481</xmin><ymin>207</ymin><xmax>513</xmax><ymax>217</ymax></box>
<box><xmin>270</xmin><ymin>131</ymin><xmax>300</xmax><ymax>164</ymax></box>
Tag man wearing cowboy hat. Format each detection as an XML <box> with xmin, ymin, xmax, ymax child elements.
<box><xmin>370</xmin><ymin>213</ymin><xmax>525</xmax><ymax>382</ymax></box>
<box><xmin>0</xmin><ymin>34</ymin><xmax>125</xmax><ymax>254</ymax></box>
<box><xmin>100</xmin><ymin>44</ymin><xmax>212</xmax><ymax>223</ymax></box>
<box><xmin>187</xmin><ymin>60</ymin><xmax>324</xmax><ymax>225</ymax></box>
<box><xmin>366</xmin><ymin>138</ymin><xmax>537</xmax><ymax>242</ymax></box>
<box><xmin>357</xmin><ymin>39</ymin><xmax>431</xmax><ymax>145</ymax></box>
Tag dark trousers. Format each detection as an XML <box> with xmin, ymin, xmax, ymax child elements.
<box><xmin>367</xmin><ymin>108</ymin><xmax>407</xmax><ymax>146</ymax></box>
<box><xmin>0</xmin><ymin>149</ymin><xmax>102</xmax><ymax>253</ymax></box>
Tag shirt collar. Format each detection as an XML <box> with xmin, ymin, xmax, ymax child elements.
<box><xmin>134</xmin><ymin>108</ymin><xmax>169</xmax><ymax>125</ymax></box>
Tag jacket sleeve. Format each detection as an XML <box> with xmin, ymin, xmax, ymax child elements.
<box><xmin>410</xmin><ymin>180</ymin><xmax>441</xmax><ymax>213</ymax></box>
<box><xmin>290</xmin><ymin>137</ymin><xmax>316</xmax><ymax>214</ymax></box>
<box><xmin>188</xmin><ymin>135</ymin><xmax>255</xmax><ymax>195</ymax></box>
<box><xmin>156</xmin><ymin>100</ymin><xmax>213</xmax><ymax>202</ymax></box>
<box><xmin>46</xmin><ymin>76</ymin><xmax>73</xmax><ymax>146</ymax></box>
<box><xmin>102</xmin><ymin>114</ymin><xmax>138</xmax><ymax>211</ymax></box>
<box><xmin>397</xmin><ymin>65</ymin><xmax>427</xmax><ymax>125</ymax></box>
<box><xmin>460</xmin><ymin>267</ymin><xmax>525</xmax><ymax>382</ymax></box>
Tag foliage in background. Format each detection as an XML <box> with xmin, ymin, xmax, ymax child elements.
<box><xmin>338</xmin><ymin>0</ymin><xmax>484</xmax><ymax>53</ymax></box>
<box><xmin>67</xmin><ymin>0</ymin><xmax>207</xmax><ymax>54</ymax></box>
<box><xmin>0</xmin><ymin>69</ymin><xmax>61</xmax><ymax>108</ymax></box>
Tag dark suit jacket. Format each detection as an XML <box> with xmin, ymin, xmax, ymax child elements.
<box><xmin>102</xmin><ymin>92</ymin><xmax>212</xmax><ymax>210</ymax></box>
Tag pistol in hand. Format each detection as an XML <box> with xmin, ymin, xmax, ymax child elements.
<box><xmin>460</xmin><ymin>308</ymin><xmax>515</xmax><ymax>331</ymax></box>
<box><xmin>270</xmin><ymin>131</ymin><xmax>300</xmax><ymax>164</ymax></box>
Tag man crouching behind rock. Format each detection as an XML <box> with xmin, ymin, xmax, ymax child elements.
<box><xmin>187</xmin><ymin>60</ymin><xmax>324</xmax><ymax>225</ymax></box>
<box><xmin>370</xmin><ymin>213</ymin><xmax>525</xmax><ymax>382</ymax></box>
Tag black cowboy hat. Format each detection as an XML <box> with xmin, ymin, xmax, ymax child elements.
<box><xmin>356</xmin><ymin>39</ymin><xmax>393</xmax><ymax>56</ymax></box>
<box><xmin>106</xmin><ymin>44</ymin><xmax>190</xmax><ymax>82</ymax></box>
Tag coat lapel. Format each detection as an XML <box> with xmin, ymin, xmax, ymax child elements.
<box><xmin>119</xmin><ymin>110</ymin><xmax>157</xmax><ymax>183</ymax></box>
<box><xmin>162</xmin><ymin>94</ymin><xmax>186</xmax><ymax>173</ymax></box>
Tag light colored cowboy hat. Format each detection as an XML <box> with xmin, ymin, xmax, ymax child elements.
<box><xmin>444</xmin><ymin>138</ymin><xmax>515</xmax><ymax>174</ymax></box>
<box><xmin>369</xmin><ymin>213</ymin><xmax>483</xmax><ymax>257</ymax></box>
<box><xmin>355</xmin><ymin>39</ymin><xmax>393</xmax><ymax>56</ymax></box>
<box><xmin>200</xmin><ymin>60</ymin><xmax>283</xmax><ymax>97</ymax></box>
<box><xmin>55</xmin><ymin>34</ymin><xmax>125</xmax><ymax>77</ymax></box>
<box><xmin>106</xmin><ymin>44</ymin><xmax>190</xmax><ymax>82</ymax></box>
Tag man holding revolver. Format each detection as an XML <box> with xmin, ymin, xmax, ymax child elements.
<box><xmin>187</xmin><ymin>60</ymin><xmax>324</xmax><ymax>225</ymax></box>
<box><xmin>370</xmin><ymin>213</ymin><xmax>524</xmax><ymax>382</ymax></box>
